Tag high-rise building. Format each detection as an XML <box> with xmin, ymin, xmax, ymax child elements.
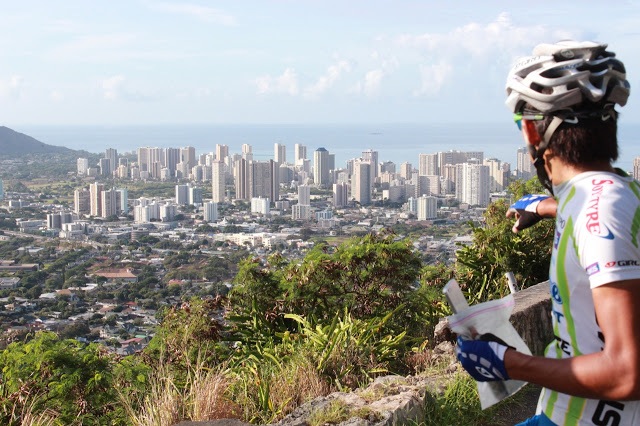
<box><xmin>77</xmin><ymin>158</ymin><xmax>89</xmax><ymax>175</ymax></box>
<box><xmin>294</xmin><ymin>144</ymin><xmax>307</xmax><ymax>166</ymax></box>
<box><xmin>419</xmin><ymin>153</ymin><xmax>439</xmax><ymax>176</ymax></box>
<box><xmin>176</xmin><ymin>184</ymin><xmax>190</xmax><ymax>205</ymax></box>
<box><xmin>362</xmin><ymin>149</ymin><xmax>379</xmax><ymax>186</ymax></box>
<box><xmin>399</xmin><ymin>162</ymin><xmax>413</xmax><ymax>180</ymax></box>
<box><xmin>211</xmin><ymin>161</ymin><xmax>226</xmax><ymax>203</ymax></box>
<box><xmin>101</xmin><ymin>188</ymin><xmax>119</xmax><ymax>218</ymax></box>
<box><xmin>234</xmin><ymin>158</ymin><xmax>250</xmax><ymax>201</ymax></box>
<box><xmin>251</xmin><ymin>197</ymin><xmax>270</xmax><ymax>215</ymax></box>
<box><xmin>634</xmin><ymin>157</ymin><xmax>640</xmax><ymax>181</ymax></box>
<box><xmin>517</xmin><ymin>147</ymin><xmax>534</xmax><ymax>180</ymax></box>
<box><xmin>164</xmin><ymin>147</ymin><xmax>180</xmax><ymax>176</ymax></box>
<box><xmin>74</xmin><ymin>187</ymin><xmax>90</xmax><ymax>215</ymax></box>
<box><xmin>242</xmin><ymin>144</ymin><xmax>253</xmax><ymax>161</ymax></box>
<box><xmin>352</xmin><ymin>160</ymin><xmax>371</xmax><ymax>205</ymax></box>
<box><xmin>189</xmin><ymin>186</ymin><xmax>203</xmax><ymax>205</ymax></box>
<box><xmin>292</xmin><ymin>184</ymin><xmax>311</xmax><ymax>220</ymax></box>
<box><xmin>416</xmin><ymin>175</ymin><xmax>440</xmax><ymax>197</ymax></box>
<box><xmin>249</xmin><ymin>160</ymin><xmax>279</xmax><ymax>202</ymax></box>
<box><xmin>89</xmin><ymin>183</ymin><xmax>105</xmax><ymax>217</ymax></box>
<box><xmin>313</xmin><ymin>147</ymin><xmax>330</xmax><ymax>188</ymax></box>
<box><xmin>105</xmin><ymin>148</ymin><xmax>118</xmax><ymax>175</ymax></box>
<box><xmin>456</xmin><ymin>163</ymin><xmax>490</xmax><ymax>207</ymax></box>
<box><xmin>274</xmin><ymin>143</ymin><xmax>287</xmax><ymax>165</ymax></box>
<box><xmin>417</xmin><ymin>195</ymin><xmax>438</xmax><ymax>220</ymax></box>
<box><xmin>333</xmin><ymin>182</ymin><xmax>348</xmax><ymax>207</ymax></box>
<box><xmin>117</xmin><ymin>188</ymin><xmax>129</xmax><ymax>214</ymax></box>
<box><xmin>203</xmin><ymin>201</ymin><xmax>218</xmax><ymax>222</ymax></box>
<box><xmin>0</xmin><ymin>178</ymin><xmax>4</xmax><ymax>201</ymax></box>
<box><xmin>99</xmin><ymin>158</ymin><xmax>111</xmax><ymax>177</ymax></box>
<box><xmin>216</xmin><ymin>144</ymin><xmax>229</xmax><ymax>164</ymax></box>
<box><xmin>484</xmin><ymin>158</ymin><xmax>506</xmax><ymax>192</ymax></box>
<box><xmin>181</xmin><ymin>146</ymin><xmax>197</xmax><ymax>170</ymax></box>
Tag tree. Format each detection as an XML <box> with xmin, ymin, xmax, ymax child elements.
<box><xmin>0</xmin><ymin>332</ymin><xmax>147</xmax><ymax>425</ymax></box>
<box><xmin>454</xmin><ymin>178</ymin><xmax>554</xmax><ymax>304</ymax></box>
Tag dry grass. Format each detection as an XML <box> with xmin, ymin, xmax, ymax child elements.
<box><xmin>120</xmin><ymin>359</ymin><xmax>238</xmax><ymax>426</ymax></box>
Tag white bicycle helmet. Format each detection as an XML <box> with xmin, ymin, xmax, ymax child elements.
<box><xmin>505</xmin><ymin>40</ymin><xmax>630</xmax><ymax>114</ymax></box>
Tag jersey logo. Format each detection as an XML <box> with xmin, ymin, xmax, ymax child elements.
<box><xmin>586</xmin><ymin>262</ymin><xmax>600</xmax><ymax>276</ymax></box>
<box><xmin>585</xmin><ymin>178</ymin><xmax>615</xmax><ymax>239</ymax></box>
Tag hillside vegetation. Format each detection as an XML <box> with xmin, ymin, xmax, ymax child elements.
<box><xmin>0</xmin><ymin>179</ymin><xmax>553</xmax><ymax>425</ymax></box>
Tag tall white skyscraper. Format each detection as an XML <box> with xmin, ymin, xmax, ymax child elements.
<box><xmin>89</xmin><ymin>183</ymin><xmax>104</xmax><ymax>217</ymax></box>
<box><xmin>313</xmin><ymin>147</ymin><xmax>330</xmax><ymax>187</ymax></box>
<box><xmin>352</xmin><ymin>160</ymin><xmax>371</xmax><ymax>205</ymax></box>
<box><xmin>419</xmin><ymin>153</ymin><xmax>439</xmax><ymax>176</ymax></box>
<box><xmin>175</xmin><ymin>184</ymin><xmax>190</xmax><ymax>205</ymax></box>
<box><xmin>101</xmin><ymin>188</ymin><xmax>119</xmax><ymax>218</ymax></box>
<box><xmin>292</xmin><ymin>184</ymin><xmax>311</xmax><ymax>220</ymax></box>
<box><xmin>517</xmin><ymin>147</ymin><xmax>534</xmax><ymax>179</ymax></box>
<box><xmin>203</xmin><ymin>202</ymin><xmax>219</xmax><ymax>222</ymax></box>
<box><xmin>417</xmin><ymin>195</ymin><xmax>438</xmax><ymax>220</ymax></box>
<box><xmin>484</xmin><ymin>158</ymin><xmax>506</xmax><ymax>192</ymax></box>
<box><xmin>105</xmin><ymin>148</ymin><xmax>118</xmax><ymax>176</ymax></box>
<box><xmin>362</xmin><ymin>149</ymin><xmax>379</xmax><ymax>184</ymax></box>
<box><xmin>333</xmin><ymin>182</ymin><xmax>348</xmax><ymax>208</ymax></box>
<box><xmin>211</xmin><ymin>161</ymin><xmax>225</xmax><ymax>203</ymax></box>
<box><xmin>400</xmin><ymin>162</ymin><xmax>413</xmax><ymax>180</ymax></box>
<box><xmin>456</xmin><ymin>163</ymin><xmax>490</xmax><ymax>207</ymax></box>
<box><xmin>77</xmin><ymin>158</ymin><xmax>89</xmax><ymax>175</ymax></box>
<box><xmin>216</xmin><ymin>144</ymin><xmax>229</xmax><ymax>163</ymax></box>
<box><xmin>274</xmin><ymin>143</ymin><xmax>287</xmax><ymax>165</ymax></box>
<box><xmin>242</xmin><ymin>144</ymin><xmax>253</xmax><ymax>161</ymax></box>
<box><xmin>294</xmin><ymin>144</ymin><xmax>307</xmax><ymax>166</ymax></box>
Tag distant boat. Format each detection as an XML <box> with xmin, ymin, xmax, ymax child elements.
<box><xmin>369</xmin><ymin>132</ymin><xmax>383</xmax><ymax>135</ymax></box>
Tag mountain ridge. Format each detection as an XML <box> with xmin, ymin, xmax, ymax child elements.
<box><xmin>0</xmin><ymin>126</ymin><xmax>76</xmax><ymax>156</ymax></box>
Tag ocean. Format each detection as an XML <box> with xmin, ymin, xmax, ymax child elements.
<box><xmin>14</xmin><ymin>122</ymin><xmax>640</xmax><ymax>172</ymax></box>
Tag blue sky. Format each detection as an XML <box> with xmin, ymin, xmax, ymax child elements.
<box><xmin>2</xmin><ymin>1</ymin><xmax>640</xmax><ymax>126</ymax></box>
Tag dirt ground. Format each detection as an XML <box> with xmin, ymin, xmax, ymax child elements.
<box><xmin>492</xmin><ymin>384</ymin><xmax>541</xmax><ymax>425</ymax></box>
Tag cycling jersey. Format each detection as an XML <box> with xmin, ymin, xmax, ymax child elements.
<box><xmin>539</xmin><ymin>170</ymin><xmax>640</xmax><ymax>425</ymax></box>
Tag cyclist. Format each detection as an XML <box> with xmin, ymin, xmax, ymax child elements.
<box><xmin>457</xmin><ymin>40</ymin><xmax>640</xmax><ymax>425</ymax></box>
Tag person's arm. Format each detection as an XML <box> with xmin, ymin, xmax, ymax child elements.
<box><xmin>506</xmin><ymin>195</ymin><xmax>558</xmax><ymax>233</ymax></box>
<box><xmin>505</xmin><ymin>279</ymin><xmax>640</xmax><ymax>400</ymax></box>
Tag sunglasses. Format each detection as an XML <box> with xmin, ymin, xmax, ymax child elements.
<box><xmin>513</xmin><ymin>112</ymin><xmax>545</xmax><ymax>130</ymax></box>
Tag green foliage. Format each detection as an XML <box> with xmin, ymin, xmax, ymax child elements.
<box><xmin>453</xmin><ymin>178</ymin><xmax>553</xmax><ymax>304</ymax></box>
<box><xmin>0</xmin><ymin>331</ymin><xmax>147</xmax><ymax>425</ymax></box>
<box><xmin>145</xmin><ymin>297</ymin><xmax>227</xmax><ymax>370</ymax></box>
<box><xmin>286</xmin><ymin>309</ymin><xmax>407</xmax><ymax>389</ymax></box>
<box><xmin>229</xmin><ymin>232</ymin><xmax>424</xmax><ymax>336</ymax></box>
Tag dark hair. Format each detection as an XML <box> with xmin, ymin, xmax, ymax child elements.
<box><xmin>533</xmin><ymin>110</ymin><xmax>619</xmax><ymax>167</ymax></box>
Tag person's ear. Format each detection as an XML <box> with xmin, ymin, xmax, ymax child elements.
<box><xmin>523</xmin><ymin>120</ymin><xmax>542</xmax><ymax>147</ymax></box>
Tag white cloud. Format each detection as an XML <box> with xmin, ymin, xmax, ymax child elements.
<box><xmin>255</xmin><ymin>68</ymin><xmax>299</xmax><ymax>96</ymax></box>
<box><xmin>413</xmin><ymin>62</ymin><xmax>452</xmax><ymax>97</ymax></box>
<box><xmin>102</xmin><ymin>75</ymin><xmax>126</xmax><ymax>100</ymax></box>
<box><xmin>303</xmin><ymin>60</ymin><xmax>351</xmax><ymax>99</ymax></box>
<box><xmin>49</xmin><ymin>33</ymin><xmax>137</xmax><ymax>61</ymax></box>
<box><xmin>50</xmin><ymin>90</ymin><xmax>64</xmax><ymax>102</ymax></box>
<box><xmin>0</xmin><ymin>75</ymin><xmax>23</xmax><ymax>99</ymax></box>
<box><xmin>151</xmin><ymin>2</ymin><xmax>236</xmax><ymax>26</ymax></box>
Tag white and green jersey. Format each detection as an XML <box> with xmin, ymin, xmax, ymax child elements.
<box><xmin>538</xmin><ymin>170</ymin><xmax>640</xmax><ymax>425</ymax></box>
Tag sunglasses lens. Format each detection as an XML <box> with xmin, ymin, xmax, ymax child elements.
<box><xmin>515</xmin><ymin>119</ymin><xmax>522</xmax><ymax>130</ymax></box>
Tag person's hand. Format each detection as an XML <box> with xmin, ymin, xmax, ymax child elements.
<box><xmin>507</xmin><ymin>194</ymin><xmax>552</xmax><ymax>233</ymax></box>
<box><xmin>456</xmin><ymin>335</ymin><xmax>511</xmax><ymax>382</ymax></box>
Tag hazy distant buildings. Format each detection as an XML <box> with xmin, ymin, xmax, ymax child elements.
<box><xmin>294</xmin><ymin>144</ymin><xmax>307</xmax><ymax>166</ymax></box>
<box><xmin>634</xmin><ymin>157</ymin><xmax>640</xmax><ymax>181</ymax></box>
<box><xmin>517</xmin><ymin>147</ymin><xmax>534</xmax><ymax>180</ymax></box>
<box><xmin>0</xmin><ymin>178</ymin><xmax>4</xmax><ymax>201</ymax></box>
<box><xmin>292</xmin><ymin>184</ymin><xmax>311</xmax><ymax>220</ymax></box>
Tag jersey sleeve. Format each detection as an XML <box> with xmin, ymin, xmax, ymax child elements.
<box><xmin>577</xmin><ymin>188</ymin><xmax>640</xmax><ymax>288</ymax></box>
